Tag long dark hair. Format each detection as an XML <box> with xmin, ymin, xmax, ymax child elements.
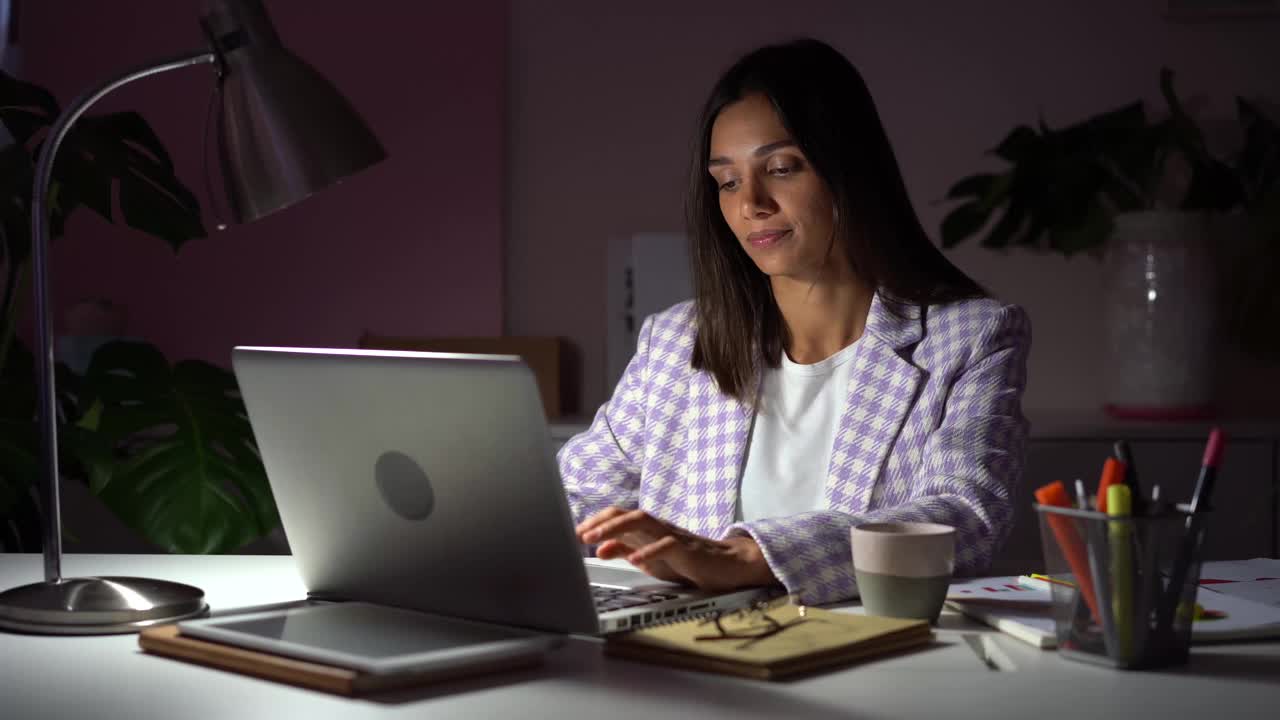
<box><xmin>687</xmin><ymin>38</ymin><xmax>985</xmax><ymax>401</ymax></box>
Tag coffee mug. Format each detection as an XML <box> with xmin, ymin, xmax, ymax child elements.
<box><xmin>850</xmin><ymin>522</ymin><xmax>955</xmax><ymax>622</ymax></box>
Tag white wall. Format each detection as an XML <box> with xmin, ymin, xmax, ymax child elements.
<box><xmin>507</xmin><ymin>0</ymin><xmax>1279</xmax><ymax>417</ymax></box>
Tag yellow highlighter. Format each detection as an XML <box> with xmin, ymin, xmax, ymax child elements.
<box><xmin>1107</xmin><ymin>484</ymin><xmax>1134</xmax><ymax>662</ymax></box>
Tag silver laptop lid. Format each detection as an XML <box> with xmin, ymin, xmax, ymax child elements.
<box><xmin>231</xmin><ymin>346</ymin><xmax>599</xmax><ymax>635</ymax></box>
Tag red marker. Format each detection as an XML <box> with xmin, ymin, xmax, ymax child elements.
<box><xmin>1035</xmin><ymin>481</ymin><xmax>1101</xmax><ymax>623</ymax></box>
<box><xmin>1096</xmin><ymin>457</ymin><xmax>1126</xmax><ymax>514</ymax></box>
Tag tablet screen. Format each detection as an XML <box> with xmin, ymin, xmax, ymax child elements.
<box><xmin>207</xmin><ymin>603</ymin><xmax>534</xmax><ymax>659</ymax></box>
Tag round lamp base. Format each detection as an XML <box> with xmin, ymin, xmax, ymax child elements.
<box><xmin>0</xmin><ymin>576</ymin><xmax>208</xmax><ymax>635</ymax></box>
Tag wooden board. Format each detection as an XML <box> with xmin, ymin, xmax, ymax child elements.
<box><xmin>138</xmin><ymin>625</ymin><xmax>544</xmax><ymax>696</ymax></box>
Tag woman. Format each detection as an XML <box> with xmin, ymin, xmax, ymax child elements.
<box><xmin>559</xmin><ymin>38</ymin><xmax>1030</xmax><ymax>604</ymax></box>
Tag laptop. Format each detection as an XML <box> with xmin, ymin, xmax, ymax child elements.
<box><xmin>231</xmin><ymin>346</ymin><xmax>775</xmax><ymax>635</ymax></box>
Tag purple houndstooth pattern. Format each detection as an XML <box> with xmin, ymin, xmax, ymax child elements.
<box><xmin>558</xmin><ymin>293</ymin><xmax>1031</xmax><ymax>604</ymax></box>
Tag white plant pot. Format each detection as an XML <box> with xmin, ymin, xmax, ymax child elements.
<box><xmin>1102</xmin><ymin>211</ymin><xmax>1224</xmax><ymax>419</ymax></box>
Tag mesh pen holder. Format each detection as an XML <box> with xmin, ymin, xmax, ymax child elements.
<box><xmin>1034</xmin><ymin>503</ymin><xmax>1207</xmax><ymax>670</ymax></box>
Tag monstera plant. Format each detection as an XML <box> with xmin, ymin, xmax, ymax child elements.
<box><xmin>0</xmin><ymin>71</ymin><xmax>277</xmax><ymax>553</ymax></box>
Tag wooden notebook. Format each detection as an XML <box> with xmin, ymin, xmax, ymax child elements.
<box><xmin>603</xmin><ymin>602</ymin><xmax>933</xmax><ymax>680</ymax></box>
<box><xmin>138</xmin><ymin>625</ymin><xmax>545</xmax><ymax>696</ymax></box>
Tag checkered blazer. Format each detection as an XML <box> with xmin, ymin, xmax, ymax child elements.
<box><xmin>557</xmin><ymin>293</ymin><xmax>1031</xmax><ymax>604</ymax></box>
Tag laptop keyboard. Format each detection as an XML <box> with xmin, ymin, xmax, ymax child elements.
<box><xmin>591</xmin><ymin>585</ymin><xmax>681</xmax><ymax>613</ymax></box>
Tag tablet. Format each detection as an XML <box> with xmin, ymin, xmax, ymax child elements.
<box><xmin>177</xmin><ymin>602</ymin><xmax>560</xmax><ymax>676</ymax></box>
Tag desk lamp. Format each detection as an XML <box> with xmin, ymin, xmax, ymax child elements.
<box><xmin>0</xmin><ymin>0</ymin><xmax>385</xmax><ymax>634</ymax></box>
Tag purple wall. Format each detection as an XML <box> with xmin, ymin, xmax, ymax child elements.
<box><xmin>19</xmin><ymin>1</ymin><xmax>506</xmax><ymax>367</ymax></box>
<box><xmin>508</xmin><ymin>0</ymin><xmax>1279</xmax><ymax>416</ymax></box>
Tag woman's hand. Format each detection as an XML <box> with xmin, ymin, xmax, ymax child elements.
<box><xmin>576</xmin><ymin>507</ymin><xmax>777</xmax><ymax>592</ymax></box>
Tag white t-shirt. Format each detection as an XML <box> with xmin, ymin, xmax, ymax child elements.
<box><xmin>736</xmin><ymin>341</ymin><xmax>859</xmax><ymax>522</ymax></box>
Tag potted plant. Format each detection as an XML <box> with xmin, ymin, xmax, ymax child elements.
<box><xmin>941</xmin><ymin>69</ymin><xmax>1280</xmax><ymax>418</ymax></box>
<box><xmin>0</xmin><ymin>71</ymin><xmax>278</xmax><ymax>551</ymax></box>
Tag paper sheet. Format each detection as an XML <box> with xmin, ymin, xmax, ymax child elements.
<box><xmin>1198</xmin><ymin>559</ymin><xmax>1280</xmax><ymax>607</ymax></box>
<box><xmin>1200</xmin><ymin>579</ymin><xmax>1280</xmax><ymax>608</ymax></box>
<box><xmin>1198</xmin><ymin>558</ymin><xmax>1280</xmax><ymax>584</ymax></box>
<box><xmin>1192</xmin><ymin>587</ymin><xmax>1280</xmax><ymax>640</ymax></box>
<box><xmin>945</xmin><ymin>572</ymin><xmax>1280</xmax><ymax>646</ymax></box>
<box><xmin>946</xmin><ymin>576</ymin><xmax>1050</xmax><ymax>603</ymax></box>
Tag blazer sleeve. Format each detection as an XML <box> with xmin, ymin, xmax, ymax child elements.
<box><xmin>555</xmin><ymin>316</ymin><xmax>654</xmax><ymax>525</ymax></box>
<box><xmin>728</xmin><ymin>305</ymin><xmax>1031</xmax><ymax>605</ymax></box>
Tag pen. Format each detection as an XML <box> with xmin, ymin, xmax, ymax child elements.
<box><xmin>1113</xmin><ymin>440</ymin><xmax>1147</xmax><ymax>515</ymax></box>
<box><xmin>1189</xmin><ymin>429</ymin><xmax>1224</xmax><ymax>515</ymax></box>
<box><xmin>1020</xmin><ymin>573</ymin><xmax>1076</xmax><ymax>590</ymax></box>
<box><xmin>1160</xmin><ymin>428</ymin><xmax>1225</xmax><ymax>633</ymax></box>
<box><xmin>1020</xmin><ymin>575</ymin><xmax>1222</xmax><ymax>621</ymax></box>
<box><xmin>1107</xmin><ymin>484</ymin><xmax>1134</xmax><ymax>663</ymax></box>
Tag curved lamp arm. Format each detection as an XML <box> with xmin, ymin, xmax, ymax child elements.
<box><xmin>2</xmin><ymin>0</ymin><xmax>382</xmax><ymax>637</ymax></box>
<box><xmin>30</xmin><ymin>49</ymin><xmax>215</xmax><ymax>583</ymax></box>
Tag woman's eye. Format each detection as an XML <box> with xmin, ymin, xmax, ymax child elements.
<box><xmin>718</xmin><ymin>179</ymin><xmax>739</xmax><ymax>191</ymax></box>
<box><xmin>770</xmin><ymin>165</ymin><xmax>795</xmax><ymax>176</ymax></box>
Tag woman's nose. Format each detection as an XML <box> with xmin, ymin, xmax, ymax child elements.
<box><xmin>739</xmin><ymin>176</ymin><xmax>777</xmax><ymax>219</ymax></box>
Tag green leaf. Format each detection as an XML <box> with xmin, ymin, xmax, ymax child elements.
<box><xmin>1048</xmin><ymin>200</ymin><xmax>1113</xmax><ymax>256</ymax></box>
<box><xmin>51</xmin><ymin>143</ymin><xmax>114</xmax><ymax>223</ymax></box>
<box><xmin>1182</xmin><ymin>158</ymin><xmax>1244</xmax><ymax>212</ymax></box>
<box><xmin>946</xmin><ymin>173</ymin><xmax>999</xmax><ymax>200</ymax></box>
<box><xmin>940</xmin><ymin>201</ymin><xmax>992</xmax><ymax>248</ymax></box>
<box><xmin>118</xmin><ymin>165</ymin><xmax>207</xmax><ymax>249</ymax></box>
<box><xmin>0</xmin><ymin>145</ymin><xmax>34</xmax><ymax>266</ymax></box>
<box><xmin>0</xmin><ymin>410</ymin><xmax>40</xmax><ymax>552</ymax></box>
<box><xmin>0</xmin><ymin>108</ymin><xmax>52</xmax><ymax>148</ymax></box>
<box><xmin>84</xmin><ymin>341</ymin><xmax>277</xmax><ymax>553</ymax></box>
<box><xmin>1237</xmin><ymin>98</ymin><xmax>1280</xmax><ymax>208</ymax></box>
<box><xmin>55</xmin><ymin>111</ymin><xmax>205</xmax><ymax>250</ymax></box>
<box><xmin>0</xmin><ymin>338</ymin><xmax>34</xmax><ymax>422</ymax></box>
<box><xmin>1159</xmin><ymin>68</ymin><xmax>1197</xmax><ymax>145</ymax></box>
<box><xmin>59</xmin><ymin>423</ymin><xmax>116</xmax><ymax>495</ymax></box>
<box><xmin>992</xmin><ymin>125</ymin><xmax>1039</xmax><ymax>162</ymax></box>
<box><xmin>0</xmin><ymin>71</ymin><xmax>59</xmax><ymax>145</ymax></box>
<box><xmin>74</xmin><ymin>112</ymin><xmax>175</xmax><ymax>174</ymax></box>
<box><xmin>0</xmin><ymin>71</ymin><xmax>59</xmax><ymax>117</ymax></box>
<box><xmin>0</xmin><ymin>419</ymin><xmax>38</xmax><ymax>493</ymax></box>
<box><xmin>1013</xmin><ymin>219</ymin><xmax>1047</xmax><ymax>249</ymax></box>
<box><xmin>1082</xmin><ymin>101</ymin><xmax>1146</xmax><ymax>136</ymax></box>
<box><xmin>981</xmin><ymin>200</ymin><xmax>1028</xmax><ymax>250</ymax></box>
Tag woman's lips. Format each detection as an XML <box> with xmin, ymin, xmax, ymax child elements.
<box><xmin>747</xmin><ymin>229</ymin><xmax>791</xmax><ymax>248</ymax></box>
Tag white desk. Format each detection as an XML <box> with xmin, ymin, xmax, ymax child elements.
<box><xmin>2</xmin><ymin>554</ymin><xmax>1277</xmax><ymax>719</ymax></box>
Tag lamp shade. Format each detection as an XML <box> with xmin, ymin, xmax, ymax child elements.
<box><xmin>201</xmin><ymin>0</ymin><xmax>387</xmax><ymax>222</ymax></box>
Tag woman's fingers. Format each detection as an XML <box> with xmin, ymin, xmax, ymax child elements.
<box><xmin>627</xmin><ymin>535</ymin><xmax>680</xmax><ymax>565</ymax></box>
<box><xmin>581</xmin><ymin>509</ymin><xmax>659</xmax><ymax>544</ymax></box>
<box><xmin>575</xmin><ymin>506</ymin><xmax>629</xmax><ymax>542</ymax></box>
<box><xmin>594</xmin><ymin>538</ymin><xmax>637</xmax><ymax>560</ymax></box>
<box><xmin>577</xmin><ymin>509</ymin><xmax>745</xmax><ymax>589</ymax></box>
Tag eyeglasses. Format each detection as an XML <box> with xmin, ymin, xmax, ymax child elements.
<box><xmin>693</xmin><ymin>600</ymin><xmax>812</xmax><ymax>649</ymax></box>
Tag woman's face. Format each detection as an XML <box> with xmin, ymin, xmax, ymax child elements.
<box><xmin>707</xmin><ymin>93</ymin><xmax>840</xmax><ymax>282</ymax></box>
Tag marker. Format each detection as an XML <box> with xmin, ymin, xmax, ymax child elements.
<box><xmin>1107</xmin><ymin>484</ymin><xmax>1134</xmax><ymax>663</ymax></box>
<box><xmin>1096</xmin><ymin>458</ymin><xmax>1126</xmax><ymax>513</ymax></box>
<box><xmin>1035</xmin><ymin>481</ymin><xmax>1101</xmax><ymax>623</ymax></box>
